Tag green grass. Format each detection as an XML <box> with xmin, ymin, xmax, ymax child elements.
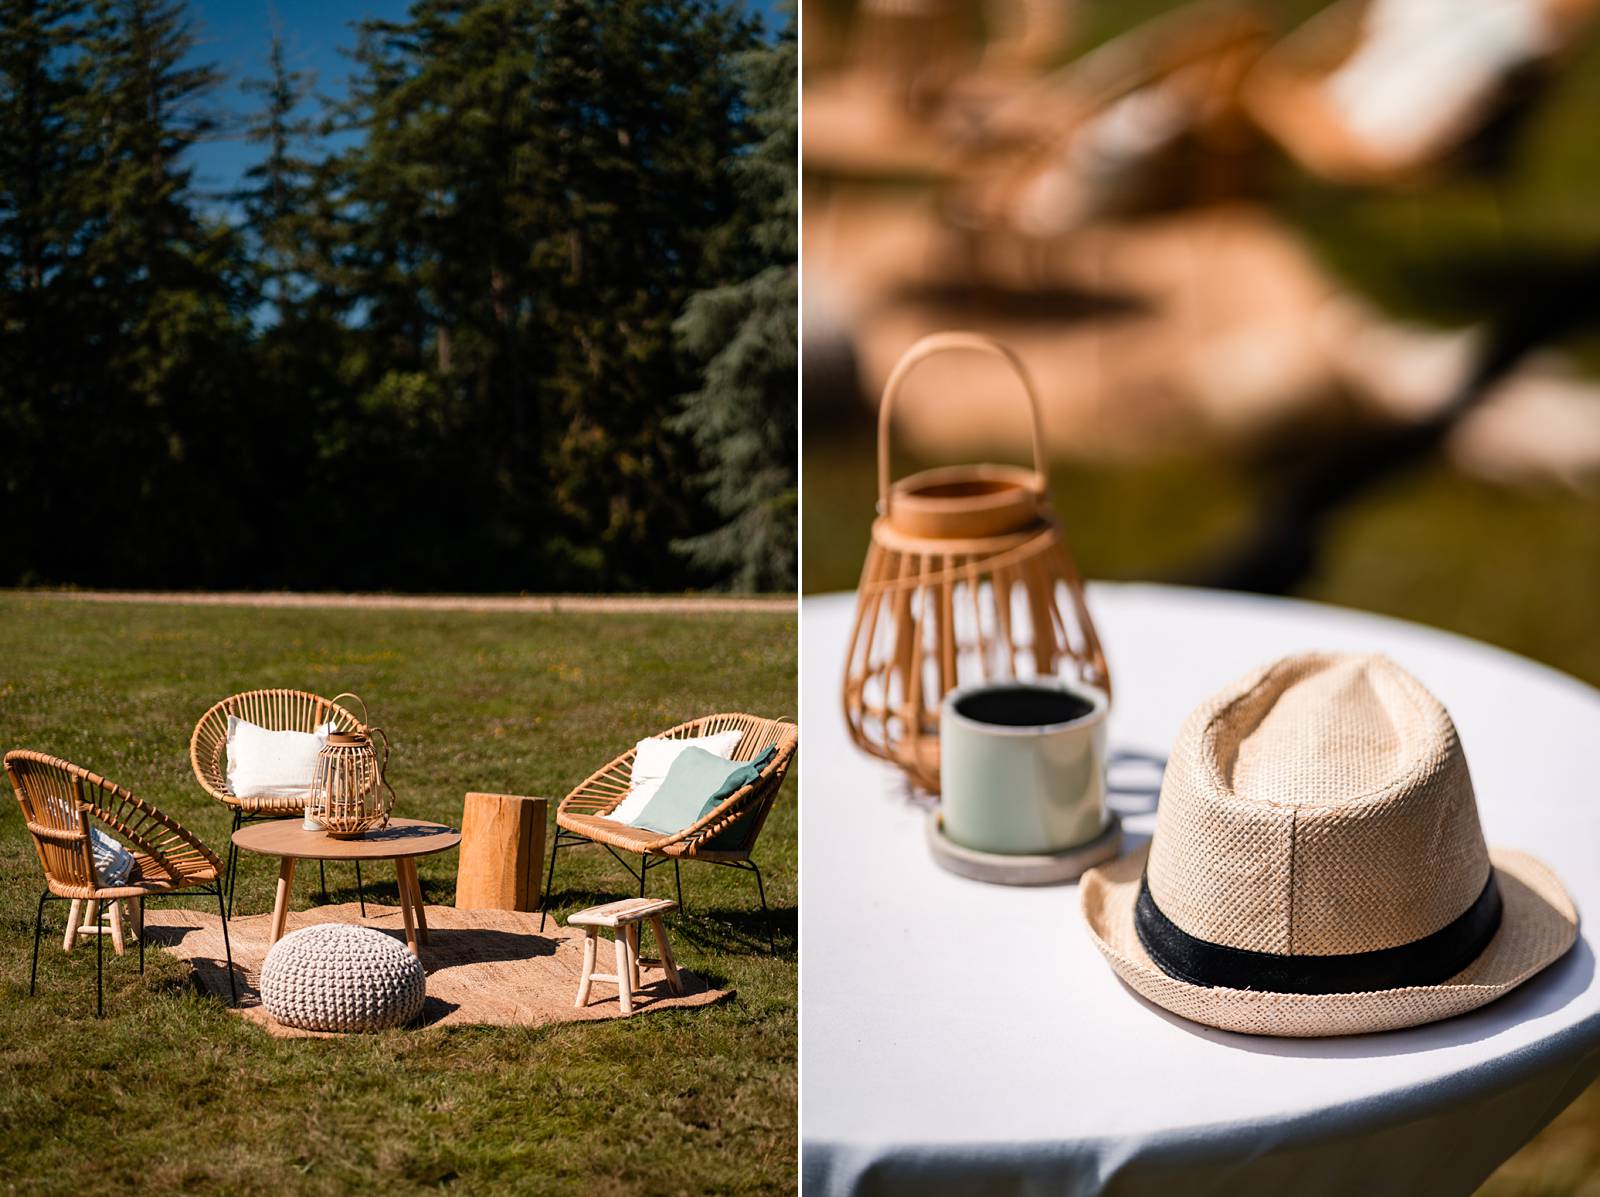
<box><xmin>0</xmin><ymin>597</ymin><xmax>797</xmax><ymax>1197</ymax></box>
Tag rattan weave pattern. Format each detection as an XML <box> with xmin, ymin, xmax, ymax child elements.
<box><xmin>1147</xmin><ymin>654</ymin><xmax>1491</xmax><ymax>957</ymax></box>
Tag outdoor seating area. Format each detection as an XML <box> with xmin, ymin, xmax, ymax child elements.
<box><xmin>8</xmin><ymin>686</ymin><xmax>795</xmax><ymax>1032</ymax></box>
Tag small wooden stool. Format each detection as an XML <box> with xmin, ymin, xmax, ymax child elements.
<box><xmin>63</xmin><ymin>899</ymin><xmax>137</xmax><ymax>955</ymax></box>
<box><xmin>568</xmin><ymin>897</ymin><xmax>684</xmax><ymax>1015</ymax></box>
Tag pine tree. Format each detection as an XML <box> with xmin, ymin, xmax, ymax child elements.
<box><xmin>335</xmin><ymin>0</ymin><xmax>761</xmax><ymax>589</ymax></box>
<box><xmin>237</xmin><ymin>31</ymin><xmax>318</xmax><ymax>322</ymax></box>
<box><xmin>670</xmin><ymin>13</ymin><xmax>798</xmax><ymax>591</ymax></box>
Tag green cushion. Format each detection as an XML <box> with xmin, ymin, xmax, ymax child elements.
<box><xmin>628</xmin><ymin>745</ymin><xmax>778</xmax><ymax>835</ymax></box>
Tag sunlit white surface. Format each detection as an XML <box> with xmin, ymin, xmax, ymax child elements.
<box><xmin>802</xmin><ymin>584</ymin><xmax>1600</xmax><ymax>1195</ymax></box>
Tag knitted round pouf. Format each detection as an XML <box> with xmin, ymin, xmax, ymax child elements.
<box><xmin>259</xmin><ymin>923</ymin><xmax>426</xmax><ymax>1033</ymax></box>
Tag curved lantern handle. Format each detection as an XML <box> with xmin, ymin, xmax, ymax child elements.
<box><xmin>876</xmin><ymin>331</ymin><xmax>1049</xmax><ymax>511</ymax></box>
<box><xmin>364</xmin><ymin>725</ymin><xmax>396</xmax><ymax>823</ymax></box>
<box><xmin>328</xmin><ymin>691</ymin><xmax>371</xmax><ymax>731</ymax></box>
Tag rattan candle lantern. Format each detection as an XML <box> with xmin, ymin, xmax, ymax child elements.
<box><xmin>306</xmin><ymin>693</ymin><xmax>395</xmax><ymax>838</ymax></box>
<box><xmin>843</xmin><ymin>331</ymin><xmax>1110</xmax><ymax>793</ymax></box>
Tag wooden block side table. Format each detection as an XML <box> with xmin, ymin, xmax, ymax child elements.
<box><xmin>455</xmin><ymin>792</ymin><xmax>549</xmax><ymax>911</ymax></box>
<box><xmin>569</xmin><ymin>897</ymin><xmax>684</xmax><ymax>1016</ymax></box>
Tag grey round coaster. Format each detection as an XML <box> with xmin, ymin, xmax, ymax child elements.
<box><xmin>926</xmin><ymin>809</ymin><xmax>1122</xmax><ymax>886</ymax></box>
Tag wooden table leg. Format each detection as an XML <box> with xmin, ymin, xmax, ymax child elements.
<box><xmin>395</xmin><ymin>859</ymin><xmax>418</xmax><ymax>955</ymax></box>
<box><xmin>270</xmin><ymin>857</ymin><xmax>296</xmax><ymax>944</ymax></box>
<box><xmin>403</xmin><ymin>859</ymin><xmax>429</xmax><ymax>944</ymax></box>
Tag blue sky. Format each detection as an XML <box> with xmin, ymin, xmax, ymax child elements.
<box><xmin>184</xmin><ymin>0</ymin><xmax>788</xmax><ymax>200</ymax></box>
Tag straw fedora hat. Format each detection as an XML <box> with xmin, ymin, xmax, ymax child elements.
<box><xmin>1081</xmin><ymin>652</ymin><xmax>1577</xmax><ymax>1037</ymax></box>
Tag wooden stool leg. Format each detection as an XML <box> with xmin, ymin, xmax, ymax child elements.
<box><xmin>575</xmin><ymin>929</ymin><xmax>597</xmax><ymax>1008</ymax></box>
<box><xmin>396</xmin><ymin>859</ymin><xmax>418</xmax><ymax>954</ymax></box>
<box><xmin>84</xmin><ymin>900</ymin><xmax>100</xmax><ymax>938</ymax></box>
<box><xmin>651</xmin><ymin>915</ymin><xmax>683</xmax><ymax>994</ymax></box>
<box><xmin>625</xmin><ymin>924</ymin><xmax>641</xmax><ymax>990</ymax></box>
<box><xmin>614</xmin><ymin>934</ymin><xmax>634</xmax><ymax>1015</ymax></box>
<box><xmin>109</xmin><ymin>900</ymin><xmax>126</xmax><ymax>956</ymax></box>
<box><xmin>270</xmin><ymin>857</ymin><xmax>296</xmax><ymax>944</ymax></box>
<box><xmin>63</xmin><ymin>900</ymin><xmax>83</xmax><ymax>951</ymax></box>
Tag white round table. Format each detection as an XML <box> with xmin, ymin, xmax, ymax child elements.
<box><xmin>801</xmin><ymin>584</ymin><xmax>1600</xmax><ymax>1197</ymax></box>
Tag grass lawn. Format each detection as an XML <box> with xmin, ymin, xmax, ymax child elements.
<box><xmin>0</xmin><ymin>596</ymin><xmax>797</xmax><ymax>1197</ymax></box>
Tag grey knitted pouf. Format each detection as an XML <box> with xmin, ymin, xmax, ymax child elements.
<box><xmin>259</xmin><ymin>923</ymin><xmax>426</xmax><ymax>1032</ymax></box>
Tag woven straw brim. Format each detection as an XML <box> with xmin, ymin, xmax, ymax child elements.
<box><xmin>1081</xmin><ymin>844</ymin><xmax>1577</xmax><ymax>1037</ymax></box>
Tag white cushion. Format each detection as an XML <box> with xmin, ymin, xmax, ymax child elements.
<box><xmin>91</xmin><ymin>827</ymin><xmax>133</xmax><ymax>887</ymax></box>
<box><xmin>226</xmin><ymin>716</ymin><xmax>334</xmax><ymax>799</ymax></box>
<box><xmin>608</xmin><ymin>729</ymin><xmax>743</xmax><ymax>824</ymax></box>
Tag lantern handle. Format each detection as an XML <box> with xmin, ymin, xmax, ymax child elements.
<box><xmin>329</xmin><ymin>691</ymin><xmax>370</xmax><ymax>730</ymax></box>
<box><xmin>877</xmin><ymin>331</ymin><xmax>1049</xmax><ymax>511</ymax></box>
<box><xmin>365</xmin><ymin>725</ymin><xmax>396</xmax><ymax>822</ymax></box>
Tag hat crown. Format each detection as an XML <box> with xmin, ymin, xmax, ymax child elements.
<box><xmin>1147</xmin><ymin>653</ymin><xmax>1492</xmax><ymax>957</ymax></box>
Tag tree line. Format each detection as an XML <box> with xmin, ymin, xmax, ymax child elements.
<box><xmin>0</xmin><ymin>0</ymin><xmax>796</xmax><ymax>592</ymax></box>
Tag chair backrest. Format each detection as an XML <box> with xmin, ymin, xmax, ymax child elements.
<box><xmin>657</xmin><ymin>712</ymin><xmax>799</xmax><ymax>764</ymax></box>
<box><xmin>655</xmin><ymin>713</ymin><xmax>799</xmax><ymax>855</ymax></box>
<box><xmin>5</xmin><ymin>750</ymin><xmax>220</xmax><ymax>896</ymax></box>
<box><xmin>190</xmin><ymin>689</ymin><xmax>364</xmax><ymax>803</ymax></box>
<box><xmin>6</xmin><ymin>751</ymin><xmax>98</xmax><ymax>892</ymax></box>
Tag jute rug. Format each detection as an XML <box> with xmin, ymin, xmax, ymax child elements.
<box><xmin>144</xmin><ymin>902</ymin><xmax>731</xmax><ymax>1037</ymax></box>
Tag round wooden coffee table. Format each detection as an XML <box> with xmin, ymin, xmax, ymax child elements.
<box><xmin>232</xmin><ymin>818</ymin><xmax>461</xmax><ymax>955</ymax></box>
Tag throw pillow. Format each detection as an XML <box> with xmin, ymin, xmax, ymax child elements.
<box><xmin>628</xmin><ymin>745</ymin><xmax>779</xmax><ymax>835</ymax></box>
<box><xmin>91</xmin><ymin>827</ymin><xmax>134</xmax><ymax>887</ymax></box>
<box><xmin>608</xmin><ymin>728</ymin><xmax>743</xmax><ymax>823</ymax></box>
<box><xmin>226</xmin><ymin>716</ymin><xmax>335</xmax><ymax>799</ymax></box>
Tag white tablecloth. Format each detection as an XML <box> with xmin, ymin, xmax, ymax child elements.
<box><xmin>801</xmin><ymin>584</ymin><xmax>1600</xmax><ymax>1196</ymax></box>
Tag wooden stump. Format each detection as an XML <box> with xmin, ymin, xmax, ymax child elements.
<box><xmin>455</xmin><ymin>793</ymin><xmax>549</xmax><ymax>911</ymax></box>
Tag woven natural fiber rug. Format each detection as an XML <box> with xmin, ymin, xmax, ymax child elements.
<box><xmin>144</xmin><ymin>902</ymin><xmax>731</xmax><ymax>1037</ymax></box>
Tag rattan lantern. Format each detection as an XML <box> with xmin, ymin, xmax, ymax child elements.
<box><xmin>843</xmin><ymin>331</ymin><xmax>1110</xmax><ymax>793</ymax></box>
<box><xmin>306</xmin><ymin>693</ymin><xmax>395</xmax><ymax>838</ymax></box>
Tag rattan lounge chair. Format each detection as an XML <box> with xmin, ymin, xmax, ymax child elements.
<box><xmin>6</xmin><ymin>750</ymin><xmax>237</xmax><ymax>1016</ymax></box>
<box><xmin>540</xmin><ymin>713</ymin><xmax>798</xmax><ymax>950</ymax></box>
<box><xmin>190</xmin><ymin>689</ymin><xmax>367</xmax><ymax>915</ymax></box>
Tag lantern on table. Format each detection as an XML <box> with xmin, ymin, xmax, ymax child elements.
<box><xmin>842</xmin><ymin>331</ymin><xmax>1110</xmax><ymax>793</ymax></box>
<box><xmin>306</xmin><ymin>693</ymin><xmax>396</xmax><ymax>838</ymax></box>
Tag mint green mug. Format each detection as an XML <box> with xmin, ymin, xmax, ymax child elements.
<box><xmin>939</xmin><ymin>679</ymin><xmax>1109</xmax><ymax>855</ymax></box>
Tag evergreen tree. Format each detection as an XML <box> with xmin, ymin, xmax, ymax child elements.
<box><xmin>65</xmin><ymin>0</ymin><xmax>249</xmax><ymax>583</ymax></box>
<box><xmin>237</xmin><ymin>31</ymin><xmax>319</xmax><ymax>321</ymax></box>
<box><xmin>0</xmin><ymin>0</ymin><xmax>92</xmax><ymax>575</ymax></box>
<box><xmin>333</xmin><ymin>0</ymin><xmax>762</xmax><ymax>589</ymax></box>
<box><xmin>670</xmin><ymin>14</ymin><xmax>798</xmax><ymax>591</ymax></box>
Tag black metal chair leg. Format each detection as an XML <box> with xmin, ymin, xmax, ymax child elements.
<box><xmin>751</xmin><ymin>861</ymin><xmax>773</xmax><ymax>954</ymax></box>
<box><xmin>215</xmin><ymin>887</ymin><xmax>238</xmax><ymax>1007</ymax></box>
<box><xmin>138</xmin><ymin>896</ymin><xmax>145</xmax><ymax>974</ymax></box>
<box><xmin>539</xmin><ymin>831</ymin><xmax>562</xmax><ymax>932</ymax></box>
<box><xmin>226</xmin><ymin>809</ymin><xmax>242</xmax><ymax>917</ymax></box>
<box><xmin>639</xmin><ymin>858</ymin><xmax>647</xmax><ymax>898</ymax></box>
<box><xmin>96</xmin><ymin>915</ymin><xmax>104</xmax><ymax>1018</ymax></box>
<box><xmin>319</xmin><ymin>859</ymin><xmax>328</xmax><ymax>902</ymax></box>
<box><xmin>674</xmin><ymin>860</ymin><xmax>684</xmax><ymax>912</ymax></box>
<box><xmin>356</xmin><ymin>860</ymin><xmax>366</xmax><ymax>917</ymax></box>
<box><xmin>29</xmin><ymin>891</ymin><xmax>46</xmax><ymax>996</ymax></box>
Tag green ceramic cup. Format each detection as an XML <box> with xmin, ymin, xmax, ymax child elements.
<box><xmin>939</xmin><ymin>679</ymin><xmax>1109</xmax><ymax>856</ymax></box>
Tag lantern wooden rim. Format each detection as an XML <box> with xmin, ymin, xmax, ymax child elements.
<box><xmin>877</xmin><ymin>331</ymin><xmax>1050</xmax><ymax>539</ymax></box>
